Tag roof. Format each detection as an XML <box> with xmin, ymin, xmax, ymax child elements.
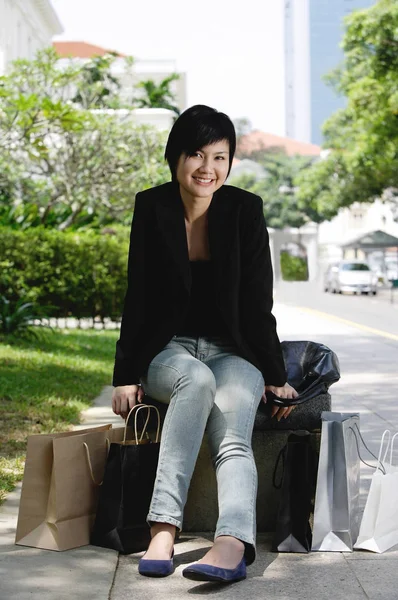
<box><xmin>342</xmin><ymin>230</ymin><xmax>398</xmax><ymax>249</ymax></box>
<box><xmin>237</xmin><ymin>130</ymin><xmax>322</xmax><ymax>157</ymax></box>
<box><xmin>53</xmin><ymin>41</ymin><xmax>126</xmax><ymax>58</ymax></box>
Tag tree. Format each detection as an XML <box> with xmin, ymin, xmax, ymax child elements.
<box><xmin>233</xmin><ymin>117</ymin><xmax>253</xmax><ymax>140</ymax></box>
<box><xmin>297</xmin><ymin>0</ymin><xmax>398</xmax><ymax>219</ymax></box>
<box><xmin>229</xmin><ymin>153</ymin><xmax>320</xmax><ymax>228</ymax></box>
<box><xmin>71</xmin><ymin>52</ymin><xmax>125</xmax><ymax>109</ymax></box>
<box><xmin>0</xmin><ymin>48</ymin><xmax>169</xmax><ymax>229</ymax></box>
<box><xmin>135</xmin><ymin>74</ymin><xmax>181</xmax><ymax>116</ymax></box>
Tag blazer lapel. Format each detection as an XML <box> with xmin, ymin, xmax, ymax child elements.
<box><xmin>155</xmin><ymin>183</ymin><xmax>235</xmax><ymax>296</ymax></box>
<box><xmin>208</xmin><ymin>186</ymin><xmax>236</xmax><ymax>291</ymax></box>
<box><xmin>155</xmin><ymin>183</ymin><xmax>191</xmax><ymax>294</ymax></box>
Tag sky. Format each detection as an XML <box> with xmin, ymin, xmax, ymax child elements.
<box><xmin>51</xmin><ymin>0</ymin><xmax>286</xmax><ymax>135</ymax></box>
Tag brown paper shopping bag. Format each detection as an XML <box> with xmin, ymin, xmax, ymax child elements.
<box><xmin>15</xmin><ymin>424</ymin><xmax>112</xmax><ymax>551</ymax></box>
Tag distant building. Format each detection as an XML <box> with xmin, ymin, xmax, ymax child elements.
<box><xmin>53</xmin><ymin>41</ymin><xmax>187</xmax><ymax>124</ymax></box>
<box><xmin>237</xmin><ymin>130</ymin><xmax>321</xmax><ymax>158</ymax></box>
<box><xmin>318</xmin><ymin>199</ymin><xmax>398</xmax><ymax>269</ymax></box>
<box><xmin>229</xmin><ymin>158</ymin><xmax>268</xmax><ymax>182</ymax></box>
<box><xmin>284</xmin><ymin>0</ymin><xmax>375</xmax><ymax>145</ymax></box>
<box><xmin>0</xmin><ymin>0</ymin><xmax>63</xmax><ymax>74</ymax></box>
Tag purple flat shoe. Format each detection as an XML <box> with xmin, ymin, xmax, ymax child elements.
<box><xmin>182</xmin><ymin>557</ymin><xmax>246</xmax><ymax>583</ymax></box>
<box><xmin>138</xmin><ymin>550</ymin><xmax>174</xmax><ymax>577</ymax></box>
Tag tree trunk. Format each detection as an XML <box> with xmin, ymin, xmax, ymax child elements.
<box><xmin>58</xmin><ymin>208</ymin><xmax>82</xmax><ymax>231</ymax></box>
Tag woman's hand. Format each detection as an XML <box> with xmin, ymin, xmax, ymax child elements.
<box><xmin>262</xmin><ymin>382</ymin><xmax>299</xmax><ymax>421</ymax></box>
<box><xmin>112</xmin><ymin>385</ymin><xmax>145</xmax><ymax>419</ymax></box>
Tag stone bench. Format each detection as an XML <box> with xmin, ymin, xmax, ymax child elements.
<box><xmin>144</xmin><ymin>392</ymin><xmax>331</xmax><ymax>532</ymax></box>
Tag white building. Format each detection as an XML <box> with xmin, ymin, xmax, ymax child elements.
<box><xmin>53</xmin><ymin>41</ymin><xmax>187</xmax><ymax>128</ymax></box>
<box><xmin>284</xmin><ymin>0</ymin><xmax>375</xmax><ymax>145</ymax></box>
<box><xmin>0</xmin><ymin>0</ymin><xmax>63</xmax><ymax>74</ymax></box>
<box><xmin>89</xmin><ymin>108</ymin><xmax>176</xmax><ymax>133</ymax></box>
<box><xmin>318</xmin><ymin>200</ymin><xmax>398</xmax><ymax>267</ymax></box>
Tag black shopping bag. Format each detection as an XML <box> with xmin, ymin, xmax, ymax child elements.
<box><xmin>272</xmin><ymin>431</ymin><xmax>318</xmax><ymax>552</ymax></box>
<box><xmin>90</xmin><ymin>404</ymin><xmax>161</xmax><ymax>554</ymax></box>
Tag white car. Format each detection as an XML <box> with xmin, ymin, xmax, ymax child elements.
<box><xmin>324</xmin><ymin>261</ymin><xmax>377</xmax><ymax>295</ymax></box>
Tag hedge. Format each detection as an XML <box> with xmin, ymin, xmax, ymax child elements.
<box><xmin>280</xmin><ymin>251</ymin><xmax>309</xmax><ymax>281</ymax></box>
<box><xmin>0</xmin><ymin>227</ymin><xmax>130</xmax><ymax>321</ymax></box>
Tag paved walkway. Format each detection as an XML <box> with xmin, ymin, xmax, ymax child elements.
<box><xmin>1</xmin><ymin>302</ymin><xmax>398</xmax><ymax>599</ymax></box>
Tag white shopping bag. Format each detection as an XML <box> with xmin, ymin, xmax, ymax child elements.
<box><xmin>311</xmin><ymin>412</ymin><xmax>361</xmax><ymax>552</ymax></box>
<box><xmin>354</xmin><ymin>431</ymin><xmax>398</xmax><ymax>554</ymax></box>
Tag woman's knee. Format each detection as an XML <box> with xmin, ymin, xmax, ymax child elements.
<box><xmin>211</xmin><ymin>438</ymin><xmax>253</xmax><ymax>469</ymax></box>
<box><xmin>176</xmin><ymin>360</ymin><xmax>216</xmax><ymax>396</ymax></box>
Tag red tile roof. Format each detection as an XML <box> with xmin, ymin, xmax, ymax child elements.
<box><xmin>53</xmin><ymin>41</ymin><xmax>126</xmax><ymax>58</ymax></box>
<box><xmin>237</xmin><ymin>130</ymin><xmax>321</xmax><ymax>157</ymax></box>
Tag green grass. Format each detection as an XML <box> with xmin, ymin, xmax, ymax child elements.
<box><xmin>0</xmin><ymin>328</ymin><xmax>118</xmax><ymax>503</ymax></box>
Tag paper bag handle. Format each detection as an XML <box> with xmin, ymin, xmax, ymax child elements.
<box><xmin>376</xmin><ymin>430</ymin><xmax>391</xmax><ymax>473</ymax></box>
<box><xmin>83</xmin><ymin>438</ymin><xmax>110</xmax><ymax>486</ymax></box>
<box><xmin>389</xmin><ymin>432</ymin><xmax>398</xmax><ymax>466</ymax></box>
<box><xmin>124</xmin><ymin>404</ymin><xmax>161</xmax><ymax>444</ymax></box>
<box><xmin>348</xmin><ymin>424</ymin><xmax>386</xmax><ymax>474</ymax></box>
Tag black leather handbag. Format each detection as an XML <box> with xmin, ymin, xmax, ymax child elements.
<box><xmin>266</xmin><ymin>341</ymin><xmax>340</xmax><ymax>407</ymax></box>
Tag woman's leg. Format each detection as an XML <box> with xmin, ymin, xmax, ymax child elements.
<box><xmin>203</xmin><ymin>347</ymin><xmax>264</xmax><ymax>567</ymax></box>
<box><xmin>140</xmin><ymin>336</ymin><xmax>217</xmax><ymax>558</ymax></box>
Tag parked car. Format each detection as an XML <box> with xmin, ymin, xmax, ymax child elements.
<box><xmin>324</xmin><ymin>261</ymin><xmax>378</xmax><ymax>295</ymax></box>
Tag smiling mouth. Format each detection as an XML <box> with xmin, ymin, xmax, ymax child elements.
<box><xmin>193</xmin><ymin>177</ymin><xmax>214</xmax><ymax>184</ymax></box>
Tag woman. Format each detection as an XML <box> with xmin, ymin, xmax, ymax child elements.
<box><xmin>111</xmin><ymin>105</ymin><xmax>298</xmax><ymax>583</ymax></box>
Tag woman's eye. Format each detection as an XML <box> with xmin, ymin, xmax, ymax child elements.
<box><xmin>216</xmin><ymin>156</ymin><xmax>225</xmax><ymax>160</ymax></box>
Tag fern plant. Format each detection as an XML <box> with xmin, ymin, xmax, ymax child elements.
<box><xmin>0</xmin><ymin>296</ymin><xmax>53</xmax><ymax>338</ymax></box>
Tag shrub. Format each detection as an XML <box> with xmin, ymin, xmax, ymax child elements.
<box><xmin>280</xmin><ymin>251</ymin><xmax>309</xmax><ymax>281</ymax></box>
<box><xmin>0</xmin><ymin>295</ymin><xmax>53</xmax><ymax>337</ymax></box>
<box><xmin>0</xmin><ymin>227</ymin><xmax>129</xmax><ymax>321</ymax></box>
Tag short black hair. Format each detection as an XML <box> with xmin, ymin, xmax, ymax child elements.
<box><xmin>165</xmin><ymin>104</ymin><xmax>236</xmax><ymax>181</ymax></box>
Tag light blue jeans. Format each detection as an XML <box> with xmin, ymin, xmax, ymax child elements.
<box><xmin>140</xmin><ymin>334</ymin><xmax>265</xmax><ymax>564</ymax></box>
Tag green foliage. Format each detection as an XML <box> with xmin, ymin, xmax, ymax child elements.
<box><xmin>0</xmin><ymin>328</ymin><xmax>118</xmax><ymax>503</ymax></box>
<box><xmin>297</xmin><ymin>0</ymin><xmax>398</xmax><ymax>218</ymax></box>
<box><xmin>0</xmin><ymin>227</ymin><xmax>129</xmax><ymax>320</ymax></box>
<box><xmin>71</xmin><ymin>52</ymin><xmax>124</xmax><ymax>108</ymax></box>
<box><xmin>280</xmin><ymin>252</ymin><xmax>309</xmax><ymax>281</ymax></box>
<box><xmin>0</xmin><ymin>295</ymin><xmax>53</xmax><ymax>337</ymax></box>
<box><xmin>0</xmin><ymin>48</ymin><xmax>170</xmax><ymax>230</ymax></box>
<box><xmin>229</xmin><ymin>153</ymin><xmax>321</xmax><ymax>228</ymax></box>
<box><xmin>136</xmin><ymin>73</ymin><xmax>181</xmax><ymax>116</ymax></box>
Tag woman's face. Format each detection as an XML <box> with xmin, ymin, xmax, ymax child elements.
<box><xmin>176</xmin><ymin>140</ymin><xmax>230</xmax><ymax>200</ymax></box>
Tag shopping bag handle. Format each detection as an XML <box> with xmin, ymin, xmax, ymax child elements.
<box><xmin>83</xmin><ymin>438</ymin><xmax>110</xmax><ymax>486</ymax></box>
<box><xmin>124</xmin><ymin>404</ymin><xmax>151</xmax><ymax>443</ymax></box>
<box><xmin>124</xmin><ymin>404</ymin><xmax>161</xmax><ymax>444</ymax></box>
<box><xmin>348</xmin><ymin>424</ymin><xmax>387</xmax><ymax>475</ymax></box>
<box><xmin>377</xmin><ymin>430</ymin><xmax>391</xmax><ymax>473</ymax></box>
<box><xmin>390</xmin><ymin>432</ymin><xmax>398</xmax><ymax>467</ymax></box>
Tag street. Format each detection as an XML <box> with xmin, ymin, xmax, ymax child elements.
<box><xmin>274</xmin><ymin>281</ymin><xmax>398</xmax><ymax>506</ymax></box>
<box><xmin>275</xmin><ymin>280</ymin><xmax>398</xmax><ymax>337</ymax></box>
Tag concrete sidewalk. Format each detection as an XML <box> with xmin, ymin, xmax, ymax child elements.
<box><xmin>1</xmin><ymin>302</ymin><xmax>398</xmax><ymax>599</ymax></box>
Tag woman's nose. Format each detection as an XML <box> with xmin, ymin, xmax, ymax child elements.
<box><xmin>199</xmin><ymin>158</ymin><xmax>214</xmax><ymax>172</ymax></box>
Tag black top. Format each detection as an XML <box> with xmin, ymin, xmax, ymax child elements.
<box><xmin>113</xmin><ymin>182</ymin><xmax>287</xmax><ymax>387</ymax></box>
<box><xmin>175</xmin><ymin>260</ymin><xmax>229</xmax><ymax>337</ymax></box>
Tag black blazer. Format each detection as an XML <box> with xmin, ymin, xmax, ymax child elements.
<box><xmin>112</xmin><ymin>181</ymin><xmax>287</xmax><ymax>387</ymax></box>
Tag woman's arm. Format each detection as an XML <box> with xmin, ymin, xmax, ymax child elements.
<box><xmin>112</xmin><ymin>193</ymin><xmax>146</xmax><ymax>387</ymax></box>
